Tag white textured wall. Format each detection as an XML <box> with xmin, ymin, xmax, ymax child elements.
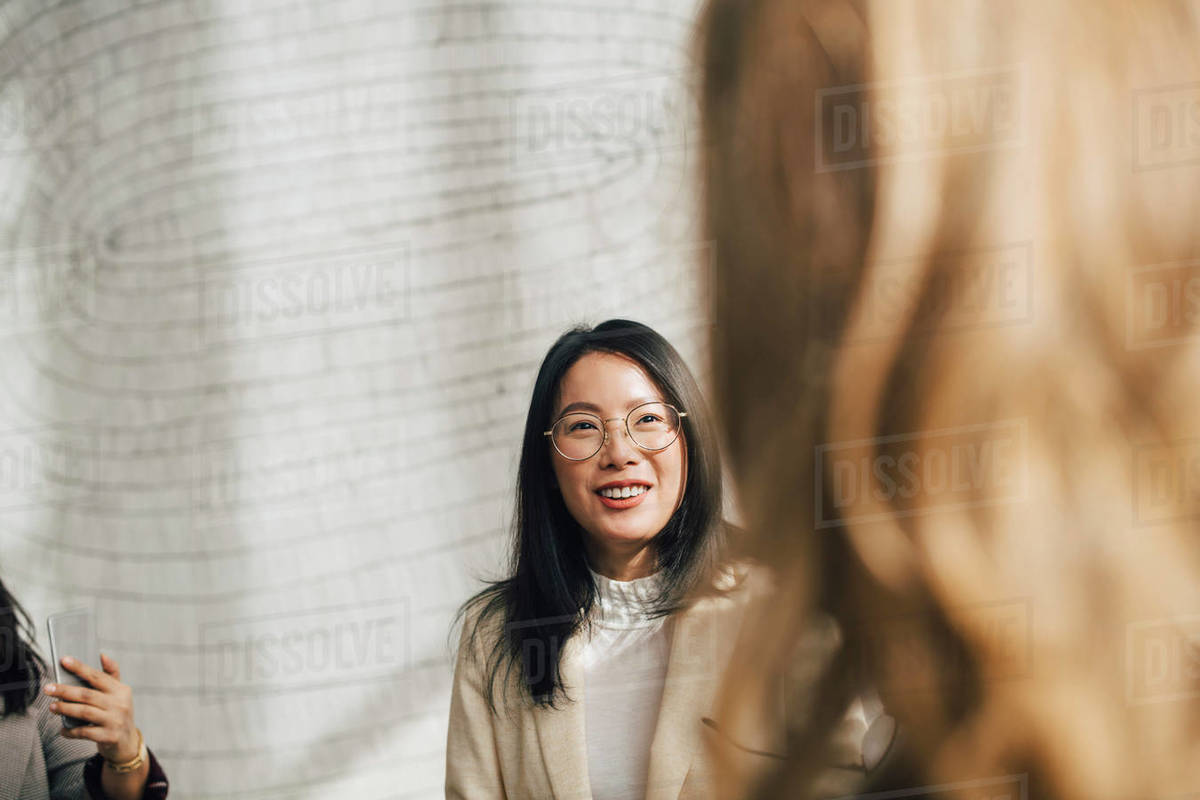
<box><xmin>0</xmin><ymin>1</ymin><xmax>713</xmax><ymax>796</ymax></box>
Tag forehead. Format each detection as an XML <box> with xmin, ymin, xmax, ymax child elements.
<box><xmin>554</xmin><ymin>352</ymin><xmax>664</xmax><ymax>416</ymax></box>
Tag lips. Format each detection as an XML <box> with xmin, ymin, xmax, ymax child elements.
<box><xmin>596</xmin><ymin>485</ymin><xmax>650</xmax><ymax>509</ymax></box>
<box><xmin>594</xmin><ymin>480</ymin><xmax>652</xmax><ymax>499</ymax></box>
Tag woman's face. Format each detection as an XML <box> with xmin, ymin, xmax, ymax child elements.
<box><xmin>549</xmin><ymin>352</ymin><xmax>687</xmax><ymax>568</ymax></box>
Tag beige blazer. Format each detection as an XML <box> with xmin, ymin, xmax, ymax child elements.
<box><xmin>0</xmin><ymin>689</ymin><xmax>95</xmax><ymax>800</ymax></box>
<box><xmin>445</xmin><ymin>565</ymin><xmax>881</xmax><ymax>799</ymax></box>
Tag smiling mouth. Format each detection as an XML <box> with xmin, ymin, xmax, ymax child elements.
<box><xmin>595</xmin><ymin>485</ymin><xmax>651</xmax><ymax>499</ymax></box>
<box><xmin>594</xmin><ymin>485</ymin><xmax>652</xmax><ymax>510</ymax></box>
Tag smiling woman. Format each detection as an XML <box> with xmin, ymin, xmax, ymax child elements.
<box><xmin>453</xmin><ymin>319</ymin><xmax>726</xmax><ymax>705</ymax></box>
<box><xmin>546</xmin><ymin>351</ymin><xmax>691</xmax><ymax>581</ymax></box>
<box><xmin>444</xmin><ymin>319</ymin><xmax>887</xmax><ymax>800</ymax></box>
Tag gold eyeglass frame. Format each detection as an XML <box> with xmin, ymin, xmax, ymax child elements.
<box><xmin>543</xmin><ymin>401</ymin><xmax>688</xmax><ymax>461</ymax></box>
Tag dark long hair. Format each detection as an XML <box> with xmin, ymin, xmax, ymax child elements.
<box><xmin>455</xmin><ymin>319</ymin><xmax>729</xmax><ymax>711</ymax></box>
<box><xmin>0</xmin><ymin>577</ymin><xmax>47</xmax><ymax>717</ymax></box>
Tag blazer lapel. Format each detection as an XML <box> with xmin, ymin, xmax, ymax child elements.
<box><xmin>533</xmin><ymin>630</ymin><xmax>593</xmax><ymax>800</ymax></box>
<box><xmin>644</xmin><ymin>598</ymin><xmax>728</xmax><ymax>800</ymax></box>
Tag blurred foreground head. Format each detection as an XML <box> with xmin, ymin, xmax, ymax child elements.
<box><xmin>696</xmin><ymin>0</ymin><xmax>1200</xmax><ymax>797</ymax></box>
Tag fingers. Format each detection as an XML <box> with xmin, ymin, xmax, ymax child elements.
<box><xmin>43</xmin><ymin>682</ymin><xmax>110</xmax><ymax>711</ymax></box>
<box><xmin>59</xmin><ymin>720</ymin><xmax>122</xmax><ymax>745</ymax></box>
<box><xmin>48</xmin><ymin>700</ymin><xmax>111</xmax><ymax>728</ymax></box>
<box><xmin>100</xmin><ymin>652</ymin><xmax>122</xmax><ymax>682</ymax></box>
<box><xmin>59</xmin><ymin>656</ymin><xmax>119</xmax><ymax>692</ymax></box>
<box><xmin>51</xmin><ymin>654</ymin><xmax>136</xmax><ymax>755</ymax></box>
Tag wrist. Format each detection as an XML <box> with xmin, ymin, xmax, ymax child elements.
<box><xmin>106</xmin><ymin>734</ymin><xmax>139</xmax><ymax>764</ymax></box>
<box><xmin>104</xmin><ymin>728</ymin><xmax>147</xmax><ymax>774</ymax></box>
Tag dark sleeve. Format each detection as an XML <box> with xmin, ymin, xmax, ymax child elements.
<box><xmin>82</xmin><ymin>747</ymin><xmax>169</xmax><ymax>799</ymax></box>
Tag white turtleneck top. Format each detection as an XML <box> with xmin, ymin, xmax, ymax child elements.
<box><xmin>579</xmin><ymin>566</ymin><xmax>672</xmax><ymax>800</ymax></box>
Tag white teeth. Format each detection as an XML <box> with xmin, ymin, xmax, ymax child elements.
<box><xmin>599</xmin><ymin>485</ymin><xmax>648</xmax><ymax>499</ymax></box>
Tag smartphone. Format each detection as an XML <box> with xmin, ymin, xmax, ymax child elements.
<box><xmin>46</xmin><ymin>608</ymin><xmax>99</xmax><ymax>729</ymax></box>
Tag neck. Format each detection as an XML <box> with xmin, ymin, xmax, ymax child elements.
<box><xmin>585</xmin><ymin>539</ymin><xmax>657</xmax><ymax>581</ymax></box>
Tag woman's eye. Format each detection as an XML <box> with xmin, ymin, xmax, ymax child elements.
<box><xmin>569</xmin><ymin>421</ymin><xmax>597</xmax><ymax>432</ymax></box>
<box><xmin>638</xmin><ymin>415</ymin><xmax>660</xmax><ymax>424</ymax></box>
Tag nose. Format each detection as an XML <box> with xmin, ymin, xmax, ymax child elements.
<box><xmin>597</xmin><ymin>417</ymin><xmax>639</xmax><ymax>465</ymax></box>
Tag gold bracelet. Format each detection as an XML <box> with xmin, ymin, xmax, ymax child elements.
<box><xmin>104</xmin><ymin>728</ymin><xmax>146</xmax><ymax>774</ymax></box>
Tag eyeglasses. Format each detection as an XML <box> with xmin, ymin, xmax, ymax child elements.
<box><xmin>543</xmin><ymin>401</ymin><xmax>687</xmax><ymax>461</ymax></box>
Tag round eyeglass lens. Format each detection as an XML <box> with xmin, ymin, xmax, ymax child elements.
<box><xmin>551</xmin><ymin>413</ymin><xmax>605</xmax><ymax>460</ymax></box>
<box><xmin>627</xmin><ymin>402</ymin><xmax>681</xmax><ymax>450</ymax></box>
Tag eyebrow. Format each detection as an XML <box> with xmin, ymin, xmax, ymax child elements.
<box><xmin>556</xmin><ymin>396</ymin><xmax>663</xmax><ymax>417</ymax></box>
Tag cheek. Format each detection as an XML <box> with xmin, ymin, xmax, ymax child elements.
<box><xmin>556</xmin><ymin>465</ymin><xmax>592</xmax><ymax>504</ymax></box>
<box><xmin>657</xmin><ymin>452</ymin><xmax>686</xmax><ymax>495</ymax></box>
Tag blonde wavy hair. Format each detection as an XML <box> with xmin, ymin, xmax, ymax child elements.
<box><xmin>695</xmin><ymin>0</ymin><xmax>1200</xmax><ymax>797</ymax></box>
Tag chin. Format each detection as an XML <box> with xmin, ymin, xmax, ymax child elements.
<box><xmin>596</xmin><ymin>524</ymin><xmax>661</xmax><ymax>545</ymax></box>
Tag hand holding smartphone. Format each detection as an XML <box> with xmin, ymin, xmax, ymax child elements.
<box><xmin>45</xmin><ymin>608</ymin><xmax>99</xmax><ymax>729</ymax></box>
